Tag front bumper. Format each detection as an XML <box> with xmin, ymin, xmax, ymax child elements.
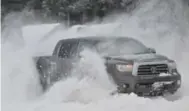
<box><xmin>117</xmin><ymin>73</ymin><xmax>181</xmax><ymax>96</ymax></box>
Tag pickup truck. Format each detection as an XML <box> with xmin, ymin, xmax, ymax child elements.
<box><xmin>35</xmin><ymin>36</ymin><xmax>181</xmax><ymax>96</ymax></box>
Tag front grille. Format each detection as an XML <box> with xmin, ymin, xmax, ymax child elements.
<box><xmin>137</xmin><ymin>64</ymin><xmax>168</xmax><ymax>75</ymax></box>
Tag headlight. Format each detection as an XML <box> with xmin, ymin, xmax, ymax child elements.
<box><xmin>168</xmin><ymin>60</ymin><xmax>177</xmax><ymax>69</ymax></box>
<box><xmin>168</xmin><ymin>60</ymin><xmax>178</xmax><ymax>74</ymax></box>
<box><xmin>116</xmin><ymin>64</ymin><xmax>133</xmax><ymax>72</ymax></box>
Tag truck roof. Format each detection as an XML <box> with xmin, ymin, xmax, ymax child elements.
<box><xmin>53</xmin><ymin>36</ymin><xmax>145</xmax><ymax>56</ymax></box>
<box><xmin>58</xmin><ymin>36</ymin><xmax>136</xmax><ymax>42</ymax></box>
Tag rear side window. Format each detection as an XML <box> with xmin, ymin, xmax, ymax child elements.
<box><xmin>58</xmin><ymin>40</ymin><xmax>78</xmax><ymax>58</ymax></box>
<box><xmin>77</xmin><ymin>39</ymin><xmax>98</xmax><ymax>53</ymax></box>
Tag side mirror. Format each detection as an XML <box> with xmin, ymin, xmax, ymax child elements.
<box><xmin>148</xmin><ymin>48</ymin><xmax>156</xmax><ymax>53</ymax></box>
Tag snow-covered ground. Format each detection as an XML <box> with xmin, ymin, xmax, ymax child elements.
<box><xmin>2</xmin><ymin>0</ymin><xmax>189</xmax><ymax>111</ymax></box>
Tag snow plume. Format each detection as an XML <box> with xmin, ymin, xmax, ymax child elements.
<box><xmin>2</xmin><ymin>45</ymin><xmax>42</xmax><ymax>98</ymax></box>
<box><xmin>1</xmin><ymin>44</ymin><xmax>42</xmax><ymax>111</ymax></box>
<box><xmin>42</xmin><ymin>49</ymin><xmax>116</xmax><ymax>104</ymax></box>
<box><xmin>71</xmin><ymin>49</ymin><xmax>115</xmax><ymax>89</ymax></box>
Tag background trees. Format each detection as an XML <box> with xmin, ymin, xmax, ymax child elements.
<box><xmin>2</xmin><ymin>0</ymin><xmax>138</xmax><ymax>25</ymax></box>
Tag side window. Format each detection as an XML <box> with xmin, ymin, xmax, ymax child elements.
<box><xmin>77</xmin><ymin>40</ymin><xmax>98</xmax><ymax>55</ymax></box>
<box><xmin>58</xmin><ymin>40</ymin><xmax>78</xmax><ymax>58</ymax></box>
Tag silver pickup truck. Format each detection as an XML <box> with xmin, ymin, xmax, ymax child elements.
<box><xmin>35</xmin><ymin>36</ymin><xmax>181</xmax><ymax>96</ymax></box>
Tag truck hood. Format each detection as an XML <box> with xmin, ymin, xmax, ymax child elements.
<box><xmin>105</xmin><ymin>53</ymin><xmax>170</xmax><ymax>63</ymax></box>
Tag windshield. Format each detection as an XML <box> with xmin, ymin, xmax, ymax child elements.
<box><xmin>78</xmin><ymin>38</ymin><xmax>149</xmax><ymax>56</ymax></box>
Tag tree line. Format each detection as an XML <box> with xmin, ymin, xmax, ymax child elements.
<box><xmin>2</xmin><ymin>0</ymin><xmax>138</xmax><ymax>25</ymax></box>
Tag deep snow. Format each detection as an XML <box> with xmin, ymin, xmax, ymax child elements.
<box><xmin>2</xmin><ymin>0</ymin><xmax>189</xmax><ymax>111</ymax></box>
